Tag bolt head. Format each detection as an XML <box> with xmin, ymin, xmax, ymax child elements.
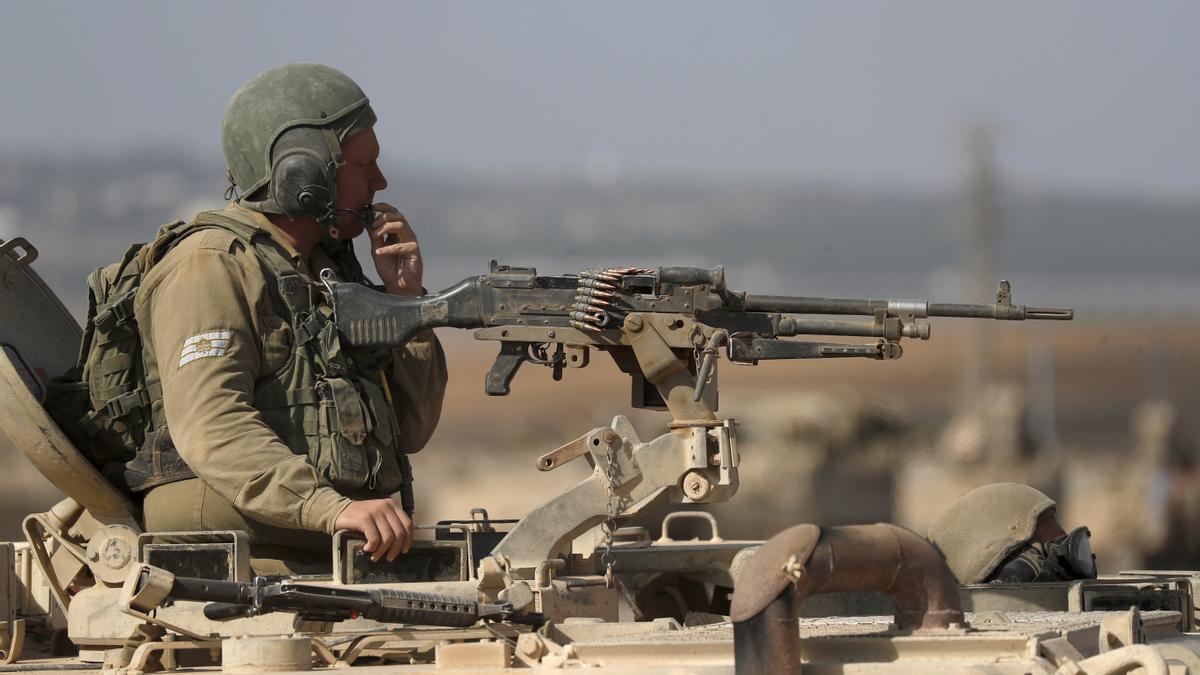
<box><xmin>682</xmin><ymin>471</ymin><xmax>712</xmax><ymax>500</ymax></box>
<box><xmin>626</xmin><ymin>316</ymin><xmax>644</xmax><ymax>332</ymax></box>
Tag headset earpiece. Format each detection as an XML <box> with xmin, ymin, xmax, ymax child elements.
<box><xmin>268</xmin><ymin>127</ymin><xmax>338</xmax><ymax>222</ymax></box>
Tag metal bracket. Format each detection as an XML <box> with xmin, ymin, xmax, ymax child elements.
<box><xmin>21</xmin><ymin>511</ymin><xmax>90</xmax><ymax>613</ymax></box>
<box><xmin>657</xmin><ymin>512</ymin><xmax>723</xmax><ymax>543</ymax></box>
<box><xmin>626</xmin><ymin>312</ymin><xmax>718</xmax><ymax>424</ymax></box>
<box><xmin>117</xmin><ymin>638</ymin><xmax>221</xmax><ymax>674</ymax></box>
<box><xmin>536</xmin><ymin>426</ymin><xmax>609</xmax><ymax>472</ymax></box>
<box><xmin>0</xmin><ymin>620</ymin><xmax>24</xmax><ymax>665</ymax></box>
<box><xmin>590</xmin><ymin>431</ymin><xmax>640</xmax><ymax>488</ymax></box>
<box><xmin>118</xmin><ymin>563</ymin><xmax>208</xmax><ymax>642</ymax></box>
<box><xmin>1098</xmin><ymin>607</ymin><xmax>1144</xmax><ymax>653</ymax></box>
<box><xmin>0</xmin><ymin>239</ymin><xmax>37</xmax><ymax>267</ymax></box>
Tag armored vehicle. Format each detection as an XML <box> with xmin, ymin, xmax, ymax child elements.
<box><xmin>1</xmin><ymin>236</ymin><xmax>1198</xmax><ymax>674</ymax></box>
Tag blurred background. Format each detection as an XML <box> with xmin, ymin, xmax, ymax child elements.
<box><xmin>1</xmin><ymin>1</ymin><xmax>1197</xmax><ymax>572</ymax></box>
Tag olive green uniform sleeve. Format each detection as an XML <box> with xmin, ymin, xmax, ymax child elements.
<box><xmin>137</xmin><ymin>235</ymin><xmax>351</xmax><ymax>533</ymax></box>
<box><xmin>388</xmin><ymin>335</ymin><xmax>447</xmax><ymax>453</ymax></box>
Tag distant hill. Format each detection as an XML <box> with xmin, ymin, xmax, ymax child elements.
<box><xmin>1</xmin><ymin>148</ymin><xmax>1195</xmax><ymax>318</ymax></box>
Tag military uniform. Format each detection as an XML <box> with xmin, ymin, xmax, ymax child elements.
<box><xmin>133</xmin><ymin>203</ymin><xmax>446</xmax><ymax>570</ymax></box>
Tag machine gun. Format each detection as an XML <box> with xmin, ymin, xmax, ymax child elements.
<box><xmin>322</xmin><ymin>262</ymin><xmax>1073</xmax><ymax>572</ymax></box>
<box><xmin>123</xmin><ymin>564</ymin><xmax>541</xmax><ymax>628</ymax></box>
<box><xmin>323</xmin><ymin>261</ymin><xmax>1071</xmax><ymax>401</ymax></box>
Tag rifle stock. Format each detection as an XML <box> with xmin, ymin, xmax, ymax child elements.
<box><xmin>327</xmin><ymin>276</ymin><xmax>487</xmax><ymax>347</ymax></box>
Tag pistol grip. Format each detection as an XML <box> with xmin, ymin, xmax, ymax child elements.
<box><xmin>485</xmin><ymin>342</ymin><xmax>528</xmax><ymax>395</ymax></box>
<box><xmin>203</xmin><ymin>602</ymin><xmax>255</xmax><ymax>621</ymax></box>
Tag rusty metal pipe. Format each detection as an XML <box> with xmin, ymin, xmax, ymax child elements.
<box><xmin>731</xmin><ymin>523</ymin><xmax>964</xmax><ymax>675</ymax></box>
<box><xmin>733</xmin><ymin>585</ymin><xmax>801</xmax><ymax>674</ymax></box>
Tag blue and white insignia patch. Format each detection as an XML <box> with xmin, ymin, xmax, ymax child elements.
<box><xmin>179</xmin><ymin>330</ymin><xmax>233</xmax><ymax>367</ymax></box>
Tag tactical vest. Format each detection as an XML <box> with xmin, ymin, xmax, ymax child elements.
<box><xmin>114</xmin><ymin>210</ymin><xmax>414</xmax><ymax>510</ymax></box>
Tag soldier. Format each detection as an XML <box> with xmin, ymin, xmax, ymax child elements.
<box><xmin>926</xmin><ymin>483</ymin><xmax>1097</xmax><ymax>584</ymax></box>
<box><xmin>129</xmin><ymin>64</ymin><xmax>447</xmax><ymax>574</ymax></box>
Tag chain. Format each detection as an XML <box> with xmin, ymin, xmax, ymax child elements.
<box><xmin>599</xmin><ymin>431</ymin><xmax>620</xmax><ymax>588</ymax></box>
<box><xmin>571</xmin><ymin>267</ymin><xmax>650</xmax><ymax>587</ymax></box>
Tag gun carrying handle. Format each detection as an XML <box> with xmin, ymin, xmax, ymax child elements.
<box><xmin>658</xmin><ymin>266</ymin><xmax>724</xmax><ymax>288</ymax></box>
<box><xmin>485</xmin><ymin>342</ymin><xmax>528</xmax><ymax>396</ymax></box>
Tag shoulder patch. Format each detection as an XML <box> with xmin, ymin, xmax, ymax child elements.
<box><xmin>179</xmin><ymin>330</ymin><xmax>234</xmax><ymax>367</ymax></box>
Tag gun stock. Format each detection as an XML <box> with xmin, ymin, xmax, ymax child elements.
<box><xmin>327</xmin><ymin>275</ymin><xmax>487</xmax><ymax>347</ymax></box>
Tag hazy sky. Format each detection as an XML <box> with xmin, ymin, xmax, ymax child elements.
<box><xmin>2</xmin><ymin>1</ymin><xmax>1198</xmax><ymax>194</ymax></box>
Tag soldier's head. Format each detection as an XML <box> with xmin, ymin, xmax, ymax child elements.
<box><xmin>221</xmin><ymin>63</ymin><xmax>386</xmax><ymax>238</ymax></box>
<box><xmin>927</xmin><ymin>483</ymin><xmax>1097</xmax><ymax>584</ymax></box>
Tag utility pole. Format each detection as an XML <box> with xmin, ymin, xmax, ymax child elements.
<box><xmin>963</xmin><ymin>124</ymin><xmax>998</xmax><ymax>411</ymax></box>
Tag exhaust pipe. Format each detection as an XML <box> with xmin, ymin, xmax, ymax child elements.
<box><xmin>731</xmin><ymin>523</ymin><xmax>964</xmax><ymax>674</ymax></box>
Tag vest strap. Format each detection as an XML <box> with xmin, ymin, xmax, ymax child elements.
<box><xmin>93</xmin><ymin>289</ymin><xmax>138</xmax><ymax>332</ymax></box>
<box><xmin>102</xmin><ymin>387</ymin><xmax>152</xmax><ymax>418</ymax></box>
<box><xmin>255</xmin><ymin>388</ymin><xmax>319</xmax><ymax>409</ymax></box>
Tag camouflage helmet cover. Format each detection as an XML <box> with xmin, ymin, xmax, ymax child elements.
<box><xmin>221</xmin><ymin>63</ymin><xmax>377</xmax><ymax>205</ymax></box>
<box><xmin>927</xmin><ymin>483</ymin><xmax>1056</xmax><ymax>584</ymax></box>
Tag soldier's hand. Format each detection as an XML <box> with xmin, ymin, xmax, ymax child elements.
<box><xmin>334</xmin><ymin>497</ymin><xmax>414</xmax><ymax>562</ymax></box>
<box><xmin>369</xmin><ymin>202</ymin><xmax>423</xmax><ymax>297</ymax></box>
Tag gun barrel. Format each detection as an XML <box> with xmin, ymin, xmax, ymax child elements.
<box><xmin>744</xmin><ymin>294</ymin><xmax>1073</xmax><ymax>322</ymax></box>
<box><xmin>743</xmin><ymin>294</ymin><xmax>882</xmax><ymax>315</ymax></box>
<box><xmin>1025</xmin><ymin>307</ymin><xmax>1074</xmax><ymax>320</ymax></box>
<box><xmin>927</xmin><ymin>303</ymin><xmax>1074</xmax><ymax>320</ymax></box>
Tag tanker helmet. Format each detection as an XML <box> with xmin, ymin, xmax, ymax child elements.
<box><xmin>927</xmin><ymin>483</ymin><xmax>1056</xmax><ymax>584</ymax></box>
<box><xmin>221</xmin><ymin>63</ymin><xmax>377</xmax><ymax>222</ymax></box>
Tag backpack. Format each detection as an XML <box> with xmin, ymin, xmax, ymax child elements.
<box><xmin>45</xmin><ymin>217</ymin><xmax>244</xmax><ymax>468</ymax></box>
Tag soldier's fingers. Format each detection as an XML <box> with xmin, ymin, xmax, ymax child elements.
<box><xmin>374</xmin><ymin>218</ymin><xmax>416</xmax><ymax>241</ymax></box>
<box><xmin>375</xmin><ymin>215</ymin><xmax>413</xmax><ymax>231</ymax></box>
<box><xmin>374</xmin><ymin>242</ymin><xmax>419</xmax><ymax>257</ymax></box>
<box><xmin>370</xmin><ymin>222</ymin><xmax>415</xmax><ymax>250</ymax></box>
<box><xmin>377</xmin><ymin>209</ymin><xmax>409</xmax><ymax>224</ymax></box>
<box><xmin>359</xmin><ymin>516</ymin><xmax>381</xmax><ymax>555</ymax></box>
<box><xmin>371</xmin><ymin>512</ymin><xmax>397</xmax><ymax>562</ymax></box>
<box><xmin>381</xmin><ymin>508</ymin><xmax>407</xmax><ymax>561</ymax></box>
<box><xmin>399</xmin><ymin>510</ymin><xmax>414</xmax><ymax>554</ymax></box>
